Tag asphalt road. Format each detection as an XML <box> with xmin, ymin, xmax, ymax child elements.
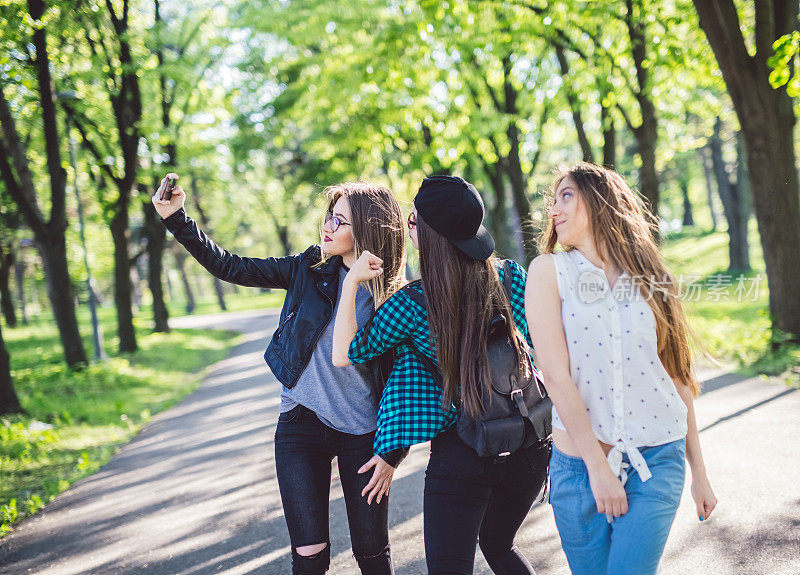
<box><xmin>1</xmin><ymin>309</ymin><xmax>798</xmax><ymax>574</ymax></box>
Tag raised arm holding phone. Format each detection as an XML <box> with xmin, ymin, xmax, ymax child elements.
<box><xmin>152</xmin><ymin>174</ymin><xmax>407</xmax><ymax>575</ymax></box>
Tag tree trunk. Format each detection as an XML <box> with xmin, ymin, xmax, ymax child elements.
<box><xmin>505</xmin><ymin>122</ymin><xmax>538</xmax><ymax>264</ymax></box>
<box><xmin>212</xmin><ymin>278</ymin><xmax>227</xmax><ymax>311</ymax></box>
<box><xmin>502</xmin><ymin>56</ymin><xmax>538</xmax><ymax>264</ymax></box>
<box><xmin>735</xmin><ymin>130</ymin><xmax>753</xmax><ymax>222</ymax></box>
<box><xmin>164</xmin><ymin>265</ymin><xmax>174</xmax><ymax>300</ymax></box>
<box><xmin>14</xmin><ymin>254</ymin><xmax>28</xmax><ymax>325</ymax></box>
<box><xmin>91</xmin><ymin>0</ymin><xmax>142</xmax><ymax>352</ymax></box>
<box><xmin>693</xmin><ymin>0</ymin><xmax>800</xmax><ymax>341</ymax></box>
<box><xmin>745</xmin><ymin>120</ymin><xmax>798</xmax><ymax>331</ymax></box>
<box><xmin>633</xmin><ymin>114</ymin><xmax>659</xmax><ymax>218</ymax></box>
<box><xmin>38</xmin><ymin>236</ymin><xmax>88</xmax><ymax>365</ymax></box>
<box><xmin>709</xmin><ymin>120</ymin><xmax>750</xmax><ymax>272</ymax></box>
<box><xmin>700</xmin><ymin>147</ymin><xmax>719</xmax><ymax>231</ymax></box>
<box><xmin>132</xmin><ymin>258</ymin><xmax>144</xmax><ymax>310</ymax></box>
<box><xmin>482</xmin><ymin>161</ymin><xmax>515</xmax><ymax>260</ymax></box>
<box><xmin>0</xmin><ymin>0</ymin><xmax>87</xmax><ymax>367</ymax></box>
<box><xmin>189</xmin><ymin>177</ymin><xmax>227</xmax><ymax>311</ymax></box>
<box><xmin>0</xmin><ymin>321</ymin><xmax>23</xmax><ymax>415</ymax></box>
<box><xmin>173</xmin><ymin>247</ymin><xmax>196</xmax><ymax>314</ymax></box>
<box><xmin>110</xmin><ymin>207</ymin><xmax>137</xmax><ymax>352</ymax></box>
<box><xmin>276</xmin><ymin>224</ymin><xmax>291</xmax><ymax>257</ymax></box>
<box><xmin>733</xmin><ymin>131</ymin><xmax>752</xmax><ymax>271</ymax></box>
<box><xmin>555</xmin><ymin>44</ymin><xmax>593</xmax><ymax>162</ymax></box>
<box><xmin>148</xmin><ymin>3</ymin><xmax>172</xmax><ymax>331</ymax></box>
<box><xmin>601</xmin><ymin>102</ymin><xmax>616</xmax><ymax>168</ymax></box>
<box><xmin>143</xmin><ymin>196</ymin><xmax>170</xmax><ymax>331</ymax></box>
<box><xmin>0</xmin><ymin>248</ymin><xmax>17</xmax><ymax>328</ymax></box>
<box><xmin>680</xmin><ymin>179</ymin><xmax>695</xmax><ymax>228</ymax></box>
<box><xmin>626</xmin><ymin>0</ymin><xmax>660</xmax><ymax>218</ymax></box>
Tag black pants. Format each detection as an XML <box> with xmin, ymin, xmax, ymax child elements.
<box><xmin>424</xmin><ymin>426</ymin><xmax>551</xmax><ymax>575</ymax></box>
<box><xmin>274</xmin><ymin>405</ymin><xmax>393</xmax><ymax>575</ymax></box>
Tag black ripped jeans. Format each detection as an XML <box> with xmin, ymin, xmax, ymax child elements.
<box><xmin>424</xmin><ymin>426</ymin><xmax>551</xmax><ymax>575</ymax></box>
<box><xmin>274</xmin><ymin>404</ymin><xmax>393</xmax><ymax>575</ymax></box>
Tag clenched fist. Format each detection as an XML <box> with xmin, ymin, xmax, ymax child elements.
<box><xmin>152</xmin><ymin>173</ymin><xmax>186</xmax><ymax>219</ymax></box>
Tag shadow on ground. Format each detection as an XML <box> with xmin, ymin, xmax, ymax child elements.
<box><xmin>2</xmin><ymin>310</ymin><xmax>799</xmax><ymax>574</ymax></box>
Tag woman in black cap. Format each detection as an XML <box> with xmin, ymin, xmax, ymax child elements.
<box><xmin>333</xmin><ymin>175</ymin><xmax>550</xmax><ymax>574</ymax></box>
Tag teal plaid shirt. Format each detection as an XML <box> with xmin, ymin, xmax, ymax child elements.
<box><xmin>348</xmin><ymin>259</ymin><xmax>535</xmax><ymax>457</ymax></box>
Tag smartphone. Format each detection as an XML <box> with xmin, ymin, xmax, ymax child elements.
<box><xmin>161</xmin><ymin>176</ymin><xmax>177</xmax><ymax>201</ymax></box>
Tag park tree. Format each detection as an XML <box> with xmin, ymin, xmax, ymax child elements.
<box><xmin>0</xmin><ymin>0</ymin><xmax>88</xmax><ymax>367</ymax></box>
<box><xmin>0</xmin><ymin>187</ymin><xmax>22</xmax><ymax>328</ymax></box>
<box><xmin>170</xmin><ymin>243</ymin><xmax>197</xmax><ymax>314</ymax></box>
<box><xmin>708</xmin><ymin>119</ymin><xmax>751</xmax><ymax>272</ymax></box>
<box><xmin>141</xmin><ymin>0</ymin><xmax>177</xmax><ymax>332</ymax></box>
<box><xmin>692</xmin><ymin>0</ymin><xmax>800</xmax><ymax>342</ymax></box>
<box><xmin>519</xmin><ymin>0</ymin><xmax>721</xmax><ymax>231</ymax></box>
<box><xmin>138</xmin><ymin>0</ymin><xmax>231</xmax><ymax>329</ymax></box>
<box><xmin>0</xmin><ymin>320</ymin><xmax>23</xmax><ymax>415</ymax></box>
<box><xmin>64</xmin><ymin>0</ymin><xmax>146</xmax><ymax>352</ymax></box>
<box><xmin>661</xmin><ymin>151</ymin><xmax>696</xmax><ymax>228</ymax></box>
<box><xmin>440</xmin><ymin>10</ymin><xmax>556</xmax><ymax>263</ymax></box>
<box><xmin>236</xmin><ymin>0</ymin><xmax>566</xmax><ymax>262</ymax></box>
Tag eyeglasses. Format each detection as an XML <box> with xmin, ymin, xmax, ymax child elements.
<box><xmin>325</xmin><ymin>211</ymin><xmax>351</xmax><ymax>232</ymax></box>
<box><xmin>407</xmin><ymin>212</ymin><xmax>417</xmax><ymax>229</ymax></box>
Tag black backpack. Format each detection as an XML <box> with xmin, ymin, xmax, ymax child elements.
<box><xmin>404</xmin><ymin>261</ymin><xmax>552</xmax><ymax>458</ymax></box>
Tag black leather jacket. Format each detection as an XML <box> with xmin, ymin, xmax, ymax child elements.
<box><xmin>162</xmin><ymin>208</ymin><xmax>407</xmax><ymax>466</ymax></box>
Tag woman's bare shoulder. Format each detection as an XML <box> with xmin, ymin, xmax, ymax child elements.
<box><xmin>527</xmin><ymin>253</ymin><xmax>557</xmax><ymax>280</ymax></box>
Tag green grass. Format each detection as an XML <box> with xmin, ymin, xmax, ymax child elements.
<box><xmin>661</xmin><ymin>224</ymin><xmax>799</xmax><ymax>382</ymax></box>
<box><xmin>1</xmin><ymin>308</ymin><xmax>243</xmax><ymax>537</ymax></box>
<box><xmin>139</xmin><ymin>289</ymin><xmax>285</xmax><ymax>319</ymax></box>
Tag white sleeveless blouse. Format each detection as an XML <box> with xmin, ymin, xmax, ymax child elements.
<box><xmin>551</xmin><ymin>250</ymin><xmax>688</xmax><ymax>482</ymax></box>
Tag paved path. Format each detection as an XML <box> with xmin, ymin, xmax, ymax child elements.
<box><xmin>1</xmin><ymin>310</ymin><xmax>798</xmax><ymax>574</ymax></box>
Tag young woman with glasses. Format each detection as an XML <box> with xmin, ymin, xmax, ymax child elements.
<box><xmin>152</xmin><ymin>175</ymin><xmax>407</xmax><ymax>575</ymax></box>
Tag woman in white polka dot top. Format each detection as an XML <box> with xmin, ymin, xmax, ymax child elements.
<box><xmin>525</xmin><ymin>162</ymin><xmax>716</xmax><ymax>575</ymax></box>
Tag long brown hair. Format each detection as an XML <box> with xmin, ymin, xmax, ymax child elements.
<box><xmin>418</xmin><ymin>216</ymin><xmax>530</xmax><ymax>417</ymax></box>
<box><xmin>321</xmin><ymin>181</ymin><xmax>406</xmax><ymax>307</ymax></box>
<box><xmin>541</xmin><ymin>162</ymin><xmax>699</xmax><ymax>395</ymax></box>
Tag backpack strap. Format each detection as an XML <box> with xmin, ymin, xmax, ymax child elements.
<box><xmin>397</xmin><ymin>280</ymin><xmax>443</xmax><ymax>386</ymax></box>
<box><xmin>398</xmin><ymin>264</ymin><xmax>516</xmax><ymax>383</ymax></box>
<box><xmin>402</xmin><ymin>279</ymin><xmax>427</xmax><ymax>309</ymax></box>
<box><xmin>501</xmin><ymin>259</ymin><xmax>514</xmax><ymax>299</ymax></box>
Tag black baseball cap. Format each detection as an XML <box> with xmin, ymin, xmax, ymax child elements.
<box><xmin>414</xmin><ymin>175</ymin><xmax>495</xmax><ymax>261</ymax></box>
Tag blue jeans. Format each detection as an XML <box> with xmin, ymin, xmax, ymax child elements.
<box><xmin>274</xmin><ymin>405</ymin><xmax>392</xmax><ymax>575</ymax></box>
<box><xmin>549</xmin><ymin>439</ymin><xmax>686</xmax><ymax>575</ymax></box>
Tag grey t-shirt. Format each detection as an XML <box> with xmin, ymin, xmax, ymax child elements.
<box><xmin>280</xmin><ymin>267</ymin><xmax>377</xmax><ymax>434</ymax></box>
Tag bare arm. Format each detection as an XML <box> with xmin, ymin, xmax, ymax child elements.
<box><xmin>332</xmin><ymin>251</ymin><xmax>384</xmax><ymax>367</ymax></box>
<box><xmin>674</xmin><ymin>378</ymin><xmax>717</xmax><ymax>520</ymax></box>
<box><xmin>525</xmin><ymin>254</ymin><xmax>628</xmax><ymax>517</ymax></box>
<box><xmin>332</xmin><ymin>276</ymin><xmax>359</xmax><ymax>367</ymax></box>
<box><xmin>331</xmin><ymin>250</ymin><xmax>393</xmax><ymax>503</ymax></box>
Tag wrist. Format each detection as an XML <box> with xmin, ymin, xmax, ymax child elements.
<box><xmin>378</xmin><ymin>447</ymin><xmax>408</xmax><ymax>468</ymax></box>
<box><xmin>585</xmin><ymin>454</ymin><xmax>611</xmax><ymax>476</ymax></box>
<box><xmin>687</xmin><ymin>451</ymin><xmax>707</xmax><ymax>477</ymax></box>
<box><xmin>161</xmin><ymin>207</ymin><xmax>189</xmax><ymax>232</ymax></box>
<box><xmin>690</xmin><ymin>466</ymin><xmax>709</xmax><ymax>482</ymax></box>
<box><xmin>342</xmin><ymin>275</ymin><xmax>360</xmax><ymax>292</ymax></box>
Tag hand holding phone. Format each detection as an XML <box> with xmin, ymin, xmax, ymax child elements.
<box><xmin>152</xmin><ymin>173</ymin><xmax>186</xmax><ymax>219</ymax></box>
<box><xmin>161</xmin><ymin>176</ymin><xmax>178</xmax><ymax>201</ymax></box>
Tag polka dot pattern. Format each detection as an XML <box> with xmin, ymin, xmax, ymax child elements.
<box><xmin>549</xmin><ymin>249</ymin><xmax>689</xmax><ymax>475</ymax></box>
